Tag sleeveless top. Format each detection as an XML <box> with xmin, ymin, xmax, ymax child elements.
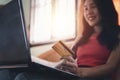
<box><xmin>76</xmin><ymin>34</ymin><xmax>111</xmax><ymax>67</ymax></box>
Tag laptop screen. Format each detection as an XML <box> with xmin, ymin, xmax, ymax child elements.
<box><xmin>0</xmin><ymin>0</ymin><xmax>31</xmax><ymax>68</ymax></box>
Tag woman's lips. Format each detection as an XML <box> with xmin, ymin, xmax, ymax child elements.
<box><xmin>88</xmin><ymin>16</ymin><xmax>96</xmax><ymax>21</ymax></box>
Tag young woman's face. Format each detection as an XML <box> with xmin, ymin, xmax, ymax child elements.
<box><xmin>84</xmin><ymin>0</ymin><xmax>101</xmax><ymax>27</ymax></box>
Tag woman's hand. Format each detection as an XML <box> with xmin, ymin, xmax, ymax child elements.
<box><xmin>56</xmin><ymin>56</ymin><xmax>78</xmax><ymax>75</ymax></box>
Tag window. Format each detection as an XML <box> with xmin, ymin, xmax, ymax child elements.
<box><xmin>30</xmin><ymin>0</ymin><xmax>76</xmax><ymax>45</ymax></box>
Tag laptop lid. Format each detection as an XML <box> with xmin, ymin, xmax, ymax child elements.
<box><xmin>0</xmin><ymin>0</ymin><xmax>31</xmax><ymax>68</ymax></box>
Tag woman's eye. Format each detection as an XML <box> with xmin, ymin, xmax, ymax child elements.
<box><xmin>84</xmin><ymin>7</ymin><xmax>88</xmax><ymax>11</ymax></box>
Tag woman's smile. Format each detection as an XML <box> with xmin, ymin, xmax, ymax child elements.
<box><xmin>84</xmin><ymin>0</ymin><xmax>101</xmax><ymax>27</ymax></box>
<box><xmin>87</xmin><ymin>15</ymin><xmax>96</xmax><ymax>21</ymax></box>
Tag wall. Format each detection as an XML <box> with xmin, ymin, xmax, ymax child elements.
<box><xmin>0</xmin><ymin>0</ymin><xmax>11</xmax><ymax>5</ymax></box>
<box><xmin>22</xmin><ymin>0</ymin><xmax>30</xmax><ymax>28</ymax></box>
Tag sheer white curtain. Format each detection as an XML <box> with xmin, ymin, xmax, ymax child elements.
<box><xmin>30</xmin><ymin>0</ymin><xmax>76</xmax><ymax>44</ymax></box>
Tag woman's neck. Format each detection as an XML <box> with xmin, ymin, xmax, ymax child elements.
<box><xmin>93</xmin><ymin>26</ymin><xmax>101</xmax><ymax>34</ymax></box>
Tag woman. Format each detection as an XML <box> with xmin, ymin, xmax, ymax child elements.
<box><xmin>11</xmin><ymin>0</ymin><xmax>120</xmax><ymax>80</ymax></box>
<box><xmin>57</xmin><ymin>0</ymin><xmax>120</xmax><ymax>80</ymax></box>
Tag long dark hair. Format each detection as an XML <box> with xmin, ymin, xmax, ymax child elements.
<box><xmin>72</xmin><ymin>0</ymin><xmax>119</xmax><ymax>53</ymax></box>
<box><xmin>94</xmin><ymin>0</ymin><xmax>120</xmax><ymax>50</ymax></box>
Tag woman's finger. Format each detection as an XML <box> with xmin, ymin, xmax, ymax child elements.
<box><xmin>62</xmin><ymin>60</ymin><xmax>77</xmax><ymax>68</ymax></box>
<box><xmin>62</xmin><ymin>56</ymin><xmax>75</xmax><ymax>63</ymax></box>
<box><xmin>62</xmin><ymin>65</ymin><xmax>77</xmax><ymax>74</ymax></box>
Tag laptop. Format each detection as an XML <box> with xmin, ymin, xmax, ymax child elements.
<box><xmin>0</xmin><ymin>0</ymin><xmax>31</xmax><ymax>68</ymax></box>
<box><xmin>0</xmin><ymin>0</ymin><xmax>79</xmax><ymax>78</ymax></box>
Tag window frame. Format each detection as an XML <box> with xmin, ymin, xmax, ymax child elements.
<box><xmin>29</xmin><ymin>0</ymin><xmax>78</xmax><ymax>46</ymax></box>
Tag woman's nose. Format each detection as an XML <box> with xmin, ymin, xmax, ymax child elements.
<box><xmin>86</xmin><ymin>8</ymin><xmax>93</xmax><ymax>15</ymax></box>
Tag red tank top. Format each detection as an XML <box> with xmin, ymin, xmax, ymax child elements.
<box><xmin>76</xmin><ymin>34</ymin><xmax>111</xmax><ymax>67</ymax></box>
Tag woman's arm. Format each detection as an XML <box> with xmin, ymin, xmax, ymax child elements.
<box><xmin>59</xmin><ymin>43</ymin><xmax>120</xmax><ymax>78</ymax></box>
<box><xmin>116</xmin><ymin>64</ymin><xmax>120</xmax><ymax>80</ymax></box>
